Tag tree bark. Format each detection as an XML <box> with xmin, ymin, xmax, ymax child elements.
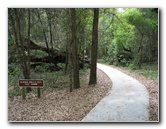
<box><xmin>89</xmin><ymin>8</ymin><xmax>99</xmax><ymax>85</ymax></box>
<box><xmin>10</xmin><ymin>8</ymin><xmax>32</xmax><ymax>97</ymax></box>
<box><xmin>46</xmin><ymin>9</ymin><xmax>53</xmax><ymax>51</ymax></box>
<box><xmin>26</xmin><ymin>8</ymin><xmax>32</xmax><ymax>93</ymax></box>
<box><xmin>68</xmin><ymin>33</ymin><xmax>73</xmax><ymax>92</ymax></box>
<box><xmin>82</xmin><ymin>28</ymin><xmax>85</xmax><ymax>69</ymax></box>
<box><xmin>9</xmin><ymin>9</ymin><xmax>27</xmax><ymax>99</ymax></box>
<box><xmin>14</xmin><ymin>9</ymin><xmax>32</xmax><ymax>93</ymax></box>
<box><xmin>36</xmin><ymin>9</ymin><xmax>50</xmax><ymax>57</ymax></box>
<box><xmin>138</xmin><ymin>34</ymin><xmax>143</xmax><ymax>69</ymax></box>
<box><xmin>71</xmin><ymin>8</ymin><xmax>80</xmax><ymax>89</ymax></box>
<box><xmin>67</xmin><ymin>9</ymin><xmax>73</xmax><ymax>92</ymax></box>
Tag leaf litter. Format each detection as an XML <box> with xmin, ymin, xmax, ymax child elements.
<box><xmin>8</xmin><ymin>69</ymin><xmax>112</xmax><ymax>121</ymax></box>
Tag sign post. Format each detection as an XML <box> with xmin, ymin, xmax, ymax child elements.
<box><xmin>19</xmin><ymin>79</ymin><xmax>44</xmax><ymax>99</ymax></box>
<box><xmin>22</xmin><ymin>87</ymin><xmax>26</xmax><ymax>100</ymax></box>
<box><xmin>37</xmin><ymin>87</ymin><xmax>41</xmax><ymax>98</ymax></box>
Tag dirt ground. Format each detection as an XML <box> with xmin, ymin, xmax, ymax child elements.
<box><xmin>112</xmin><ymin>66</ymin><xmax>158</xmax><ymax>121</ymax></box>
<box><xmin>8</xmin><ymin>69</ymin><xmax>112</xmax><ymax>121</ymax></box>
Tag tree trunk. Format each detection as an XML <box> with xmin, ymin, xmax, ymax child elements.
<box><xmin>26</xmin><ymin>8</ymin><xmax>32</xmax><ymax>93</ymax></box>
<box><xmin>138</xmin><ymin>34</ymin><xmax>143</xmax><ymax>69</ymax></box>
<box><xmin>64</xmin><ymin>39</ymin><xmax>68</xmax><ymax>74</ymax></box>
<box><xmin>14</xmin><ymin>9</ymin><xmax>32</xmax><ymax>93</ymax></box>
<box><xmin>71</xmin><ymin>8</ymin><xmax>80</xmax><ymax>89</ymax></box>
<box><xmin>89</xmin><ymin>8</ymin><xmax>99</xmax><ymax>85</ymax></box>
<box><xmin>9</xmin><ymin>9</ymin><xmax>27</xmax><ymax>99</ymax></box>
<box><xmin>68</xmin><ymin>34</ymin><xmax>73</xmax><ymax>92</ymax></box>
<box><xmin>46</xmin><ymin>9</ymin><xmax>53</xmax><ymax>51</ymax></box>
<box><xmin>82</xmin><ymin>28</ymin><xmax>85</xmax><ymax>69</ymax></box>
<box><xmin>67</xmin><ymin>9</ymin><xmax>73</xmax><ymax>91</ymax></box>
<box><xmin>36</xmin><ymin>9</ymin><xmax>50</xmax><ymax>57</ymax></box>
<box><xmin>11</xmin><ymin>8</ymin><xmax>32</xmax><ymax>97</ymax></box>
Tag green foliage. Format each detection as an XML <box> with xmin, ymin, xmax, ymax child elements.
<box><xmin>8</xmin><ymin>64</ymin><xmax>21</xmax><ymax>76</ymax></box>
<box><xmin>8</xmin><ymin>86</ymin><xmax>20</xmax><ymax>97</ymax></box>
<box><xmin>120</xmin><ymin>58</ymin><xmax>129</xmax><ymax>66</ymax></box>
<box><xmin>35</xmin><ymin>65</ymin><xmax>45</xmax><ymax>73</ymax></box>
<box><xmin>79</xmin><ymin>68</ymin><xmax>89</xmax><ymax>75</ymax></box>
<box><xmin>99</xmin><ymin>8</ymin><xmax>158</xmax><ymax>68</ymax></box>
<box><xmin>31</xmin><ymin>50</ymin><xmax>48</xmax><ymax>57</ymax></box>
<box><xmin>129</xmin><ymin>63</ymin><xmax>158</xmax><ymax>80</ymax></box>
<box><xmin>128</xmin><ymin>63</ymin><xmax>136</xmax><ymax>70</ymax></box>
<box><xmin>102</xmin><ymin>56</ymin><xmax>110</xmax><ymax>64</ymax></box>
<box><xmin>8</xmin><ymin>35</ymin><xmax>18</xmax><ymax>63</ymax></box>
<box><xmin>8</xmin><ymin>65</ymin><xmax>90</xmax><ymax>97</ymax></box>
<box><xmin>8</xmin><ymin>8</ymin><xmax>158</xmax><ymax>96</ymax></box>
<box><xmin>8</xmin><ymin>64</ymin><xmax>22</xmax><ymax>97</ymax></box>
<box><xmin>34</xmin><ymin>63</ymin><xmax>56</xmax><ymax>73</ymax></box>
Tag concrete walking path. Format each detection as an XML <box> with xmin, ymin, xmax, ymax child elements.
<box><xmin>82</xmin><ymin>63</ymin><xmax>149</xmax><ymax>122</ymax></box>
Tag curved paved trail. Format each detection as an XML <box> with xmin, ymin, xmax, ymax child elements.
<box><xmin>82</xmin><ymin>63</ymin><xmax>149</xmax><ymax>122</ymax></box>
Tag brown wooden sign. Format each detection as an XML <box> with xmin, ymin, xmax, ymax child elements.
<box><xmin>19</xmin><ymin>79</ymin><xmax>43</xmax><ymax>87</ymax></box>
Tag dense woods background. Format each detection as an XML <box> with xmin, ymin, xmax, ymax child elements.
<box><xmin>8</xmin><ymin>8</ymin><xmax>158</xmax><ymax>97</ymax></box>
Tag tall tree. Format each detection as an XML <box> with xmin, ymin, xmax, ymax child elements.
<box><xmin>15</xmin><ymin>9</ymin><xmax>32</xmax><ymax>93</ymax></box>
<box><xmin>9</xmin><ymin>8</ymin><xmax>32</xmax><ymax>98</ymax></box>
<box><xmin>70</xmin><ymin>8</ymin><xmax>80</xmax><ymax>89</ymax></box>
<box><xmin>9</xmin><ymin>9</ymin><xmax>26</xmax><ymax>99</ymax></box>
<box><xmin>26</xmin><ymin>8</ymin><xmax>32</xmax><ymax>93</ymax></box>
<box><xmin>36</xmin><ymin>9</ymin><xmax>50</xmax><ymax>57</ymax></box>
<box><xmin>45</xmin><ymin>9</ymin><xmax>54</xmax><ymax>51</ymax></box>
<box><xmin>89</xmin><ymin>8</ymin><xmax>99</xmax><ymax>85</ymax></box>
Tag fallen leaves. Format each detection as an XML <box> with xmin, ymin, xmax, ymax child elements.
<box><xmin>8</xmin><ymin>69</ymin><xmax>112</xmax><ymax>121</ymax></box>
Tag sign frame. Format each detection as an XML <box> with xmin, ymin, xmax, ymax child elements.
<box><xmin>18</xmin><ymin>79</ymin><xmax>44</xmax><ymax>88</ymax></box>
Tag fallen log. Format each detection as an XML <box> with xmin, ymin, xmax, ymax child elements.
<box><xmin>25</xmin><ymin>39</ymin><xmax>90</xmax><ymax>71</ymax></box>
<box><xmin>30</xmin><ymin>62</ymin><xmax>62</xmax><ymax>71</ymax></box>
<box><xmin>30</xmin><ymin>55</ymin><xmax>90</xmax><ymax>70</ymax></box>
<box><xmin>30</xmin><ymin>54</ymin><xmax>66</xmax><ymax>64</ymax></box>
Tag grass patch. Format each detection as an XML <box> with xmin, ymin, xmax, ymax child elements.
<box><xmin>128</xmin><ymin>63</ymin><xmax>158</xmax><ymax>80</ymax></box>
<box><xmin>97</xmin><ymin>61</ymin><xmax>158</xmax><ymax>80</ymax></box>
<box><xmin>8</xmin><ymin>64</ymin><xmax>90</xmax><ymax>97</ymax></box>
<box><xmin>97</xmin><ymin>59</ymin><xmax>110</xmax><ymax>65</ymax></box>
